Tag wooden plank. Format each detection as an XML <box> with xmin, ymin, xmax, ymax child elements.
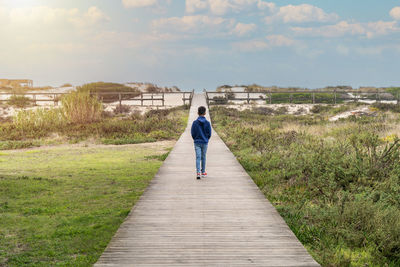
<box><xmin>95</xmin><ymin>93</ymin><xmax>320</xmax><ymax>266</ymax></box>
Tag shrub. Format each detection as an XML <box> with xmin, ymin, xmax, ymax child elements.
<box><xmin>61</xmin><ymin>91</ymin><xmax>103</xmax><ymax>124</ymax></box>
<box><xmin>212</xmin><ymin>96</ymin><xmax>228</xmax><ymax>104</ymax></box>
<box><xmin>114</xmin><ymin>104</ymin><xmax>131</xmax><ymax>114</ymax></box>
<box><xmin>310</xmin><ymin>105</ymin><xmax>332</xmax><ymax>114</ymax></box>
<box><xmin>7</xmin><ymin>95</ymin><xmax>33</xmax><ymax>108</ymax></box>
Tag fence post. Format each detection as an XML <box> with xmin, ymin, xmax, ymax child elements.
<box><xmin>312</xmin><ymin>93</ymin><xmax>315</xmax><ymax>104</ymax></box>
<box><xmin>269</xmin><ymin>91</ymin><xmax>272</xmax><ymax>104</ymax></box>
<box><xmin>54</xmin><ymin>94</ymin><xmax>57</xmax><ymax>106</ymax></box>
<box><xmin>378</xmin><ymin>91</ymin><xmax>381</xmax><ymax>103</ymax></box>
<box><xmin>247</xmin><ymin>92</ymin><xmax>250</xmax><ymax>104</ymax></box>
<box><xmin>289</xmin><ymin>94</ymin><xmax>293</xmax><ymax>103</ymax></box>
<box><xmin>397</xmin><ymin>93</ymin><xmax>399</xmax><ymax>105</ymax></box>
<box><xmin>189</xmin><ymin>90</ymin><xmax>194</xmax><ymax>107</ymax></box>
<box><xmin>33</xmin><ymin>94</ymin><xmax>36</xmax><ymax>105</ymax></box>
<box><xmin>119</xmin><ymin>93</ymin><xmax>122</xmax><ymax>109</ymax></box>
<box><xmin>162</xmin><ymin>92</ymin><xmax>165</xmax><ymax>106</ymax></box>
<box><xmin>141</xmin><ymin>93</ymin><xmax>143</xmax><ymax>106</ymax></box>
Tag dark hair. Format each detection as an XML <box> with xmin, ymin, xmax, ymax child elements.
<box><xmin>198</xmin><ymin>106</ymin><xmax>206</xmax><ymax>115</ymax></box>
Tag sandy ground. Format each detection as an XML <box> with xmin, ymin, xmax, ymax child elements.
<box><xmin>329</xmin><ymin>106</ymin><xmax>375</xmax><ymax>121</ymax></box>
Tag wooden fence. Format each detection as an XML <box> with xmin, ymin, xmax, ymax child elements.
<box><xmin>0</xmin><ymin>90</ymin><xmax>195</xmax><ymax>107</ymax></box>
<box><xmin>205</xmin><ymin>90</ymin><xmax>400</xmax><ymax>105</ymax></box>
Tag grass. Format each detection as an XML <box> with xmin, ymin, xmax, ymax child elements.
<box><xmin>211</xmin><ymin>106</ymin><xmax>400</xmax><ymax>267</ymax></box>
<box><xmin>0</xmin><ymin>142</ymin><xmax>174</xmax><ymax>266</ymax></box>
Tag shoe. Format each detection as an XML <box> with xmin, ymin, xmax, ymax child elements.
<box><xmin>196</xmin><ymin>173</ymin><xmax>201</xmax><ymax>180</ymax></box>
<box><xmin>201</xmin><ymin>172</ymin><xmax>207</xmax><ymax>178</ymax></box>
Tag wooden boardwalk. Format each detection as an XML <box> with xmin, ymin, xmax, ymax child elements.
<box><xmin>95</xmin><ymin>94</ymin><xmax>319</xmax><ymax>266</ymax></box>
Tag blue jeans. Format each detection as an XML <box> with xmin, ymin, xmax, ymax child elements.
<box><xmin>194</xmin><ymin>143</ymin><xmax>208</xmax><ymax>174</ymax></box>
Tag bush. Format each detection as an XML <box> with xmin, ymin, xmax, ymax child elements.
<box><xmin>7</xmin><ymin>95</ymin><xmax>33</xmax><ymax>108</ymax></box>
<box><xmin>212</xmin><ymin>96</ymin><xmax>228</xmax><ymax>104</ymax></box>
<box><xmin>310</xmin><ymin>105</ymin><xmax>332</xmax><ymax>114</ymax></box>
<box><xmin>61</xmin><ymin>91</ymin><xmax>103</xmax><ymax>124</ymax></box>
<box><xmin>114</xmin><ymin>104</ymin><xmax>131</xmax><ymax>114</ymax></box>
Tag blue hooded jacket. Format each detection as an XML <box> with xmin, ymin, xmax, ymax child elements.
<box><xmin>191</xmin><ymin>116</ymin><xmax>212</xmax><ymax>144</ymax></box>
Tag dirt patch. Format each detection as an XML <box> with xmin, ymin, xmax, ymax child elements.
<box><xmin>3</xmin><ymin>140</ymin><xmax>176</xmax><ymax>153</ymax></box>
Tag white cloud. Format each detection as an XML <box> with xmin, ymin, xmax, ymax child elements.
<box><xmin>152</xmin><ymin>15</ymin><xmax>235</xmax><ymax>36</ymax></box>
<box><xmin>257</xmin><ymin>1</ymin><xmax>275</xmax><ymax>11</ymax></box>
<box><xmin>292</xmin><ymin>20</ymin><xmax>399</xmax><ymax>38</ymax></box>
<box><xmin>232</xmin><ymin>39</ymin><xmax>268</xmax><ymax>52</ymax></box>
<box><xmin>366</xmin><ymin>21</ymin><xmax>398</xmax><ymax>38</ymax></box>
<box><xmin>70</xmin><ymin>6</ymin><xmax>110</xmax><ymax>27</ymax></box>
<box><xmin>232</xmin><ymin>34</ymin><xmax>295</xmax><ymax>51</ymax></box>
<box><xmin>122</xmin><ymin>0</ymin><xmax>158</xmax><ymax>8</ymax></box>
<box><xmin>265</xmin><ymin>4</ymin><xmax>339</xmax><ymax>24</ymax></box>
<box><xmin>0</xmin><ymin>5</ymin><xmax>110</xmax><ymax>56</ymax></box>
<box><xmin>186</xmin><ymin>0</ymin><xmax>208</xmax><ymax>13</ymax></box>
<box><xmin>27</xmin><ymin>42</ymin><xmax>86</xmax><ymax>54</ymax></box>
<box><xmin>266</xmin><ymin>34</ymin><xmax>294</xmax><ymax>46</ymax></box>
<box><xmin>186</xmin><ymin>0</ymin><xmax>275</xmax><ymax>15</ymax></box>
<box><xmin>231</xmin><ymin>22</ymin><xmax>256</xmax><ymax>36</ymax></box>
<box><xmin>390</xmin><ymin>7</ymin><xmax>400</xmax><ymax>20</ymax></box>
<box><xmin>4</xmin><ymin>6</ymin><xmax>109</xmax><ymax>28</ymax></box>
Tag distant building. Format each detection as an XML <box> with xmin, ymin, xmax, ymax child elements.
<box><xmin>0</xmin><ymin>79</ymin><xmax>33</xmax><ymax>89</ymax></box>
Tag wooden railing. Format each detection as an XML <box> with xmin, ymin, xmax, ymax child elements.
<box><xmin>204</xmin><ymin>90</ymin><xmax>400</xmax><ymax>105</ymax></box>
<box><xmin>0</xmin><ymin>91</ymin><xmax>195</xmax><ymax>107</ymax></box>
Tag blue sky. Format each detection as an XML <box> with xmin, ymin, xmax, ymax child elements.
<box><xmin>1</xmin><ymin>0</ymin><xmax>400</xmax><ymax>91</ymax></box>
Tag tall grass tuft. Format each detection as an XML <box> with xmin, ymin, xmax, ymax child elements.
<box><xmin>13</xmin><ymin>108</ymin><xmax>65</xmax><ymax>133</ymax></box>
<box><xmin>61</xmin><ymin>91</ymin><xmax>103</xmax><ymax>124</ymax></box>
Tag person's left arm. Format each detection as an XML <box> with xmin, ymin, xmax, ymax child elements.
<box><xmin>206</xmin><ymin>121</ymin><xmax>212</xmax><ymax>139</ymax></box>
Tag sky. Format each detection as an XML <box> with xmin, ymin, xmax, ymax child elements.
<box><xmin>1</xmin><ymin>0</ymin><xmax>400</xmax><ymax>91</ymax></box>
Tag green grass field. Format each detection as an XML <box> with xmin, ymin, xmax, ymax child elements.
<box><xmin>0</xmin><ymin>142</ymin><xmax>173</xmax><ymax>266</ymax></box>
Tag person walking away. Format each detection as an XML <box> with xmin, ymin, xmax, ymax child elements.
<box><xmin>191</xmin><ymin>106</ymin><xmax>212</xmax><ymax>180</ymax></box>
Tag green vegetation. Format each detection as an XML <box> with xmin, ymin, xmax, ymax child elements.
<box><xmin>270</xmin><ymin>92</ymin><xmax>339</xmax><ymax>104</ymax></box>
<box><xmin>0</xmin><ymin>106</ymin><xmax>187</xmax><ymax>150</ymax></box>
<box><xmin>7</xmin><ymin>95</ymin><xmax>33</xmax><ymax>108</ymax></box>
<box><xmin>77</xmin><ymin>82</ymin><xmax>140</xmax><ymax>103</ymax></box>
<box><xmin>386</xmin><ymin>87</ymin><xmax>400</xmax><ymax>96</ymax></box>
<box><xmin>211</xmin><ymin>106</ymin><xmax>400</xmax><ymax>266</ymax></box>
<box><xmin>0</xmin><ymin>142</ymin><xmax>173</xmax><ymax>266</ymax></box>
<box><xmin>61</xmin><ymin>91</ymin><xmax>103</xmax><ymax>124</ymax></box>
